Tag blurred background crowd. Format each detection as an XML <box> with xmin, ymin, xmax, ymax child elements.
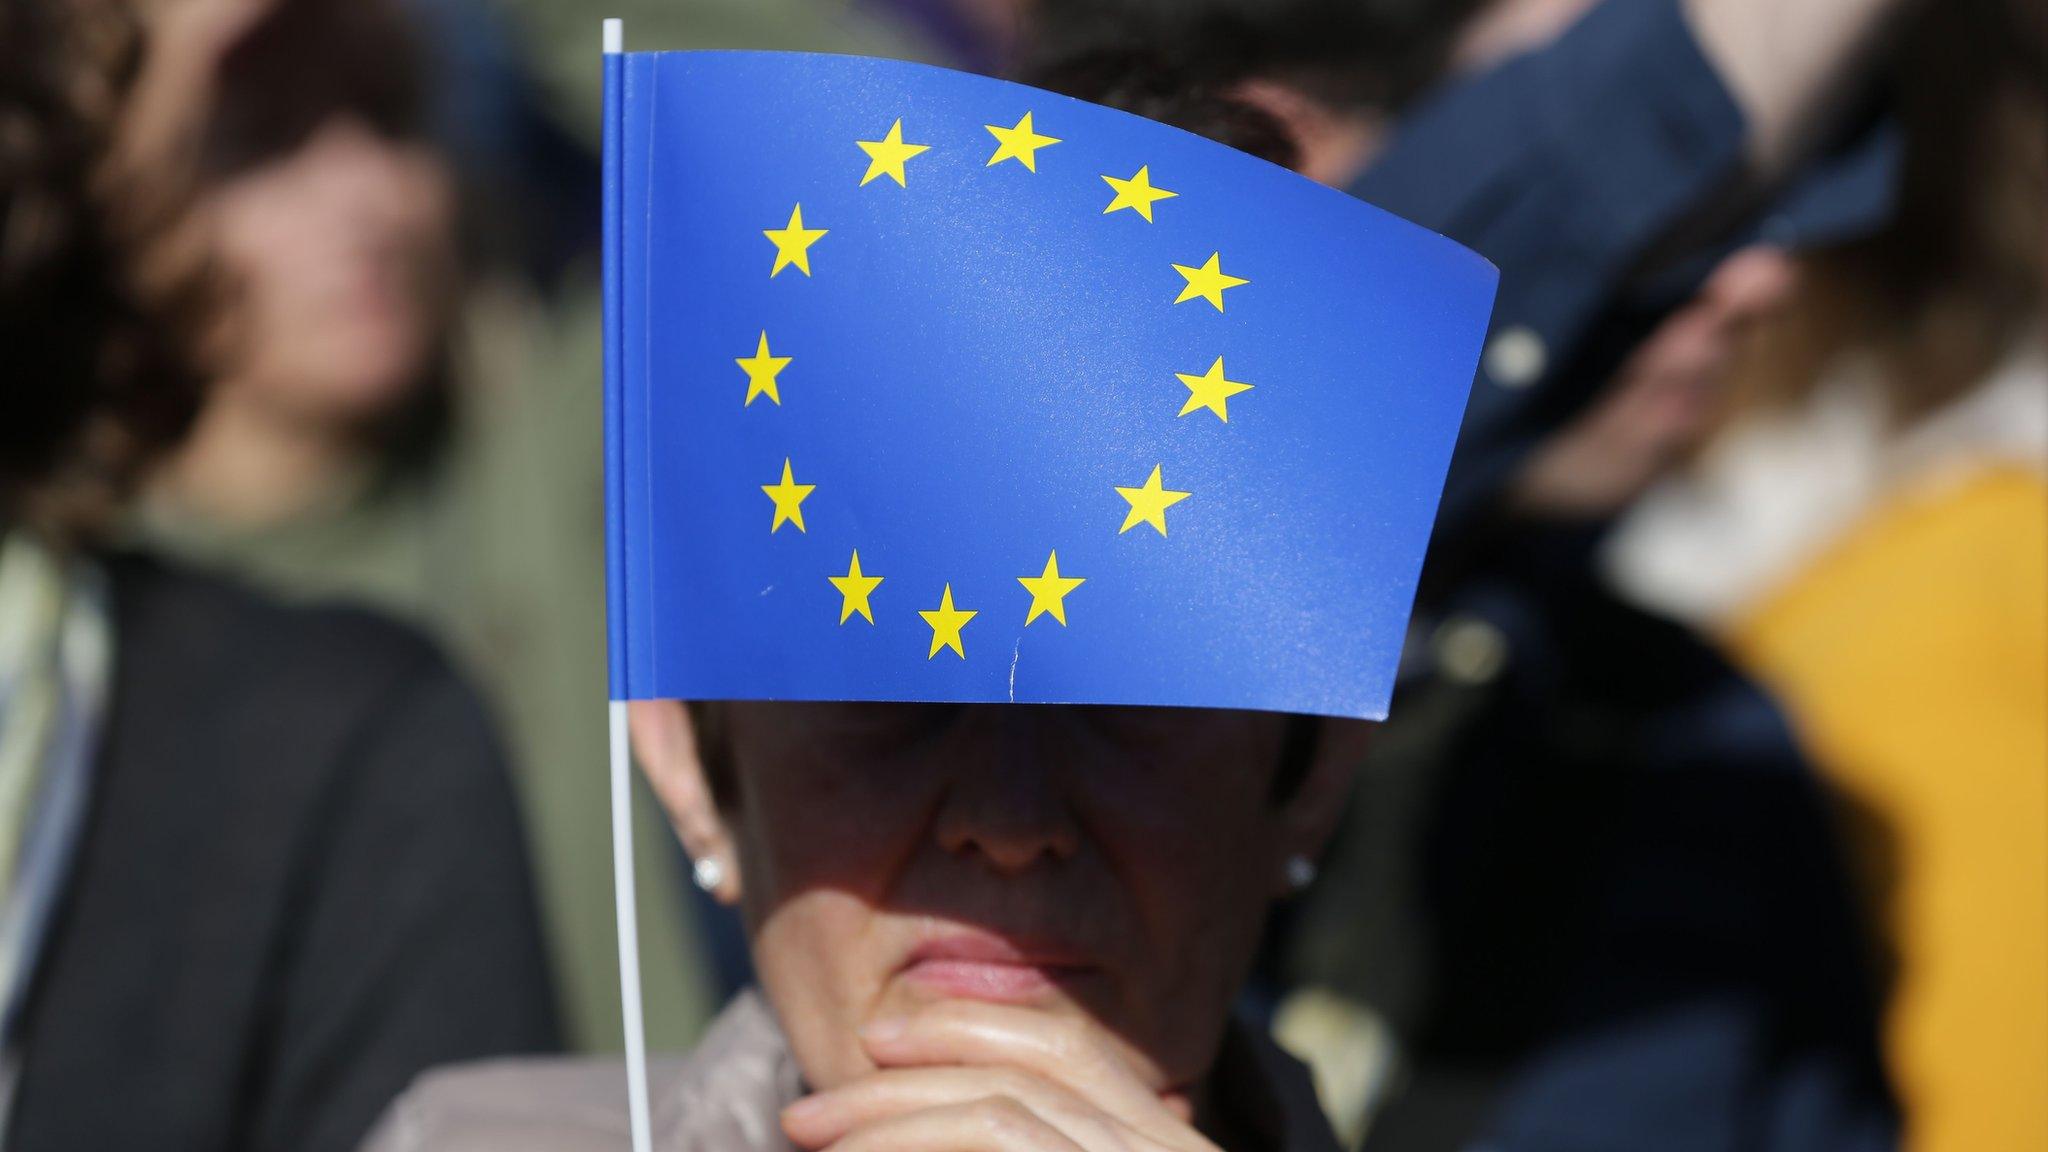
<box><xmin>1</xmin><ymin>0</ymin><xmax>2042</xmax><ymax>1150</ymax></box>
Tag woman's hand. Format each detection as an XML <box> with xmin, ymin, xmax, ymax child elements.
<box><xmin>781</xmin><ymin>1000</ymin><xmax>1225</xmax><ymax>1151</ymax></box>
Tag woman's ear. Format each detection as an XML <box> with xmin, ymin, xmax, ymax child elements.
<box><xmin>1273</xmin><ymin>718</ymin><xmax>1371</xmax><ymax>893</ymax></box>
<box><xmin>628</xmin><ymin>700</ymin><xmax>742</xmax><ymax>904</ymax></box>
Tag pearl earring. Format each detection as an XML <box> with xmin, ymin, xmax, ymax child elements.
<box><xmin>692</xmin><ymin>855</ymin><xmax>726</xmax><ymax>893</ymax></box>
<box><xmin>1285</xmin><ymin>854</ymin><xmax>1317</xmax><ymax>892</ymax></box>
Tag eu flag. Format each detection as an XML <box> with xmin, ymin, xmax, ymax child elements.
<box><xmin>604</xmin><ymin>51</ymin><xmax>1497</xmax><ymax>721</ymax></box>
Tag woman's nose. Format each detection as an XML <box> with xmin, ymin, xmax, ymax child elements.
<box><xmin>932</xmin><ymin>758</ymin><xmax>1082</xmax><ymax>874</ymax></box>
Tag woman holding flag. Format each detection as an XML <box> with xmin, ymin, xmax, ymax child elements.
<box><xmin>369</xmin><ymin>0</ymin><xmax>1920</xmax><ymax>1146</ymax></box>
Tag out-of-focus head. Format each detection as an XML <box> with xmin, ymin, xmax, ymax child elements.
<box><xmin>1822</xmin><ymin>0</ymin><xmax>2046</xmax><ymax>408</ymax></box>
<box><xmin>1518</xmin><ymin>0</ymin><xmax>2045</xmax><ymax>519</ymax></box>
<box><xmin>197</xmin><ymin>0</ymin><xmax>454</xmax><ymax>433</ymax></box>
<box><xmin>633</xmin><ymin>701</ymin><xmax>1366</xmax><ymax>1099</ymax></box>
<box><xmin>1016</xmin><ymin>43</ymin><xmax>1299</xmax><ymax>170</ymax></box>
<box><xmin>1028</xmin><ymin>0</ymin><xmax>1490</xmax><ymax>114</ymax></box>
<box><xmin>1024</xmin><ymin>0</ymin><xmax>1563</xmax><ymax>187</ymax></box>
<box><xmin>0</xmin><ymin>0</ymin><xmax>209</xmax><ymax>545</ymax></box>
<box><xmin>1658</xmin><ymin>0</ymin><xmax>2048</xmax><ymax>448</ymax></box>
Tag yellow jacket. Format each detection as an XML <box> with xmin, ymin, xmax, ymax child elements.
<box><xmin>1732</xmin><ymin>465</ymin><xmax>2048</xmax><ymax>1152</ymax></box>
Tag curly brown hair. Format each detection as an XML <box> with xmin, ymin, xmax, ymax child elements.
<box><xmin>1</xmin><ymin>0</ymin><xmax>212</xmax><ymax>547</ymax></box>
<box><xmin>1732</xmin><ymin>0</ymin><xmax>2047</xmax><ymax>423</ymax></box>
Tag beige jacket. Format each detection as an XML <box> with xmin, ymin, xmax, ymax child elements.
<box><xmin>363</xmin><ymin>990</ymin><xmax>1344</xmax><ymax>1152</ymax></box>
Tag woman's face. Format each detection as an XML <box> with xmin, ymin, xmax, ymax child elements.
<box><xmin>708</xmin><ymin>702</ymin><xmax>1352</xmax><ymax>1098</ymax></box>
<box><xmin>204</xmin><ymin>114</ymin><xmax>452</xmax><ymax>426</ymax></box>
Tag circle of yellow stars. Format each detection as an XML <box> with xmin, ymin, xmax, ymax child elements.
<box><xmin>745</xmin><ymin>108</ymin><xmax>1257</xmax><ymax>661</ymax></box>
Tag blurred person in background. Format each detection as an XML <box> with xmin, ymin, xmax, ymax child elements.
<box><xmin>0</xmin><ymin>0</ymin><xmax>557</xmax><ymax>1147</ymax></box>
<box><xmin>1027</xmin><ymin>1</ymin><xmax>1912</xmax><ymax>1149</ymax></box>
<box><xmin>129</xmin><ymin>0</ymin><xmax>1047</xmax><ymax>1058</ymax></box>
<box><xmin>1606</xmin><ymin>2</ymin><xmax>2048</xmax><ymax>1147</ymax></box>
<box><xmin>140</xmin><ymin>0</ymin><xmax>458</xmax><ymax>550</ymax></box>
<box><xmin>121</xmin><ymin>0</ymin><xmax>724</xmax><ymax>1055</ymax></box>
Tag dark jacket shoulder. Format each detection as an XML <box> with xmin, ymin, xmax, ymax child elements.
<box><xmin>10</xmin><ymin>553</ymin><xmax>560</xmax><ymax>1152</ymax></box>
<box><xmin>107</xmin><ymin>549</ymin><xmax>458</xmax><ymax>723</ymax></box>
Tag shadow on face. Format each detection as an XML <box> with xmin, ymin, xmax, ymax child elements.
<box><xmin>635</xmin><ymin>700</ymin><xmax>1366</xmax><ymax>1098</ymax></box>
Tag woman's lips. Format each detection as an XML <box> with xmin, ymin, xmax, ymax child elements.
<box><xmin>898</xmin><ymin>932</ymin><xmax>1098</xmax><ymax>1003</ymax></box>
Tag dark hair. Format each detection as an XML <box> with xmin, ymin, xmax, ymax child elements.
<box><xmin>1025</xmin><ymin>0</ymin><xmax>1492</xmax><ymax>114</ymax></box>
<box><xmin>1733</xmin><ymin>0</ymin><xmax>2046</xmax><ymax>422</ymax></box>
<box><xmin>200</xmin><ymin>0</ymin><xmax>428</xmax><ymax>179</ymax></box>
<box><xmin>1017</xmin><ymin>45</ymin><xmax>1300</xmax><ymax>170</ymax></box>
<box><xmin>1</xmin><ymin>0</ymin><xmax>211</xmax><ymax>546</ymax></box>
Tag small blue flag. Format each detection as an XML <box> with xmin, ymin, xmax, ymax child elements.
<box><xmin>603</xmin><ymin>51</ymin><xmax>1497</xmax><ymax>720</ymax></box>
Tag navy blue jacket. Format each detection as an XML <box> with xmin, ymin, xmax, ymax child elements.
<box><xmin>1317</xmin><ymin>3</ymin><xmax>1900</xmax><ymax>1148</ymax></box>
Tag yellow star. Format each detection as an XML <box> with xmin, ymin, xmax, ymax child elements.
<box><xmin>919</xmin><ymin>584</ymin><xmax>977</xmax><ymax>659</ymax></box>
<box><xmin>1172</xmin><ymin>252</ymin><xmax>1248</xmax><ymax>311</ymax></box>
<box><xmin>1017</xmin><ymin>551</ymin><xmax>1086</xmax><ymax>626</ymax></box>
<box><xmin>856</xmin><ymin>118</ymin><xmax>931</xmax><ymax>187</ymax></box>
<box><xmin>1101</xmin><ymin>166</ymin><xmax>1177</xmax><ymax>222</ymax></box>
<box><xmin>1175</xmin><ymin>356</ymin><xmax>1254</xmax><ymax>422</ymax></box>
<box><xmin>828</xmin><ymin>550</ymin><xmax>884</xmax><ymax>624</ymax></box>
<box><xmin>764</xmin><ymin>204</ymin><xmax>827</xmax><ymax>277</ymax></box>
<box><xmin>761</xmin><ymin>458</ymin><xmax>815</xmax><ymax>533</ymax></box>
<box><xmin>984</xmin><ymin>112</ymin><xmax>1060</xmax><ymax>171</ymax></box>
<box><xmin>736</xmin><ymin>331</ymin><xmax>793</xmax><ymax>407</ymax></box>
<box><xmin>1115</xmin><ymin>465</ymin><xmax>1192</xmax><ymax>536</ymax></box>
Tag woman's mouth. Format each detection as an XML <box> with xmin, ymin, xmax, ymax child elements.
<box><xmin>898</xmin><ymin>931</ymin><xmax>1099</xmax><ymax>1003</ymax></box>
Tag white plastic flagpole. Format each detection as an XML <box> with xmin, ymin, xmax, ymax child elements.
<box><xmin>602</xmin><ymin>19</ymin><xmax>653</xmax><ymax>1152</ymax></box>
<box><xmin>610</xmin><ymin>701</ymin><xmax>652</xmax><ymax>1152</ymax></box>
